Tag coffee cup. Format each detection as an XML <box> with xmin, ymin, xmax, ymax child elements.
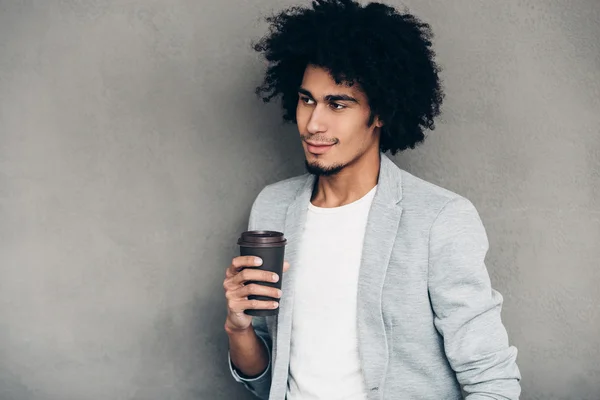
<box><xmin>237</xmin><ymin>230</ymin><xmax>287</xmax><ymax>316</ymax></box>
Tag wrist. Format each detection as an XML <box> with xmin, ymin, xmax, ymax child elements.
<box><xmin>224</xmin><ymin>321</ymin><xmax>254</xmax><ymax>337</ymax></box>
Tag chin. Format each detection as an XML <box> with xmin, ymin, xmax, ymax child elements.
<box><xmin>304</xmin><ymin>159</ymin><xmax>345</xmax><ymax>177</ymax></box>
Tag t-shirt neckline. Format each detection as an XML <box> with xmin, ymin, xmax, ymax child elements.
<box><xmin>308</xmin><ymin>185</ymin><xmax>377</xmax><ymax>214</ymax></box>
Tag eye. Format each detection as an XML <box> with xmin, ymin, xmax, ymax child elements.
<box><xmin>329</xmin><ymin>102</ymin><xmax>346</xmax><ymax>110</ymax></box>
<box><xmin>300</xmin><ymin>96</ymin><xmax>315</xmax><ymax>105</ymax></box>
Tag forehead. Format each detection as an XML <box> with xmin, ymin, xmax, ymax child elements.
<box><xmin>300</xmin><ymin>65</ymin><xmax>365</xmax><ymax>99</ymax></box>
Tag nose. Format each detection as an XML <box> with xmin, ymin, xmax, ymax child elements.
<box><xmin>306</xmin><ymin>106</ymin><xmax>326</xmax><ymax>135</ymax></box>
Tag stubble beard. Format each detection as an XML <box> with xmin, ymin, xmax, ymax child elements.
<box><xmin>304</xmin><ymin>159</ymin><xmax>346</xmax><ymax>177</ymax></box>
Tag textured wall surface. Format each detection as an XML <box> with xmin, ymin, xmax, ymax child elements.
<box><xmin>0</xmin><ymin>1</ymin><xmax>598</xmax><ymax>399</ymax></box>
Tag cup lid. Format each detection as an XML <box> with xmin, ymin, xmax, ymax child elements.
<box><xmin>238</xmin><ymin>231</ymin><xmax>287</xmax><ymax>246</ymax></box>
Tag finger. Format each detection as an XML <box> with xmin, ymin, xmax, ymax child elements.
<box><xmin>223</xmin><ymin>277</ymin><xmax>241</xmax><ymax>293</ymax></box>
<box><xmin>236</xmin><ymin>283</ymin><xmax>282</xmax><ymax>300</ymax></box>
<box><xmin>229</xmin><ymin>256</ymin><xmax>263</xmax><ymax>273</ymax></box>
<box><xmin>231</xmin><ymin>268</ymin><xmax>279</xmax><ymax>286</ymax></box>
<box><xmin>283</xmin><ymin>261</ymin><xmax>290</xmax><ymax>273</ymax></box>
<box><xmin>228</xmin><ymin>298</ymin><xmax>279</xmax><ymax>313</ymax></box>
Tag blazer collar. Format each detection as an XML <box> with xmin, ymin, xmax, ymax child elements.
<box><xmin>289</xmin><ymin>152</ymin><xmax>403</xmax><ymax>210</ymax></box>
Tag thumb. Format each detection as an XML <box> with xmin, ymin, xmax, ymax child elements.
<box><xmin>283</xmin><ymin>261</ymin><xmax>290</xmax><ymax>273</ymax></box>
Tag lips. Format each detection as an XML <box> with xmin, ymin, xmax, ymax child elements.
<box><xmin>306</xmin><ymin>142</ymin><xmax>333</xmax><ymax>147</ymax></box>
<box><xmin>305</xmin><ymin>141</ymin><xmax>334</xmax><ymax>155</ymax></box>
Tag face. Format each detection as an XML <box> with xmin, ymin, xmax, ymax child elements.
<box><xmin>296</xmin><ymin>65</ymin><xmax>383</xmax><ymax>177</ymax></box>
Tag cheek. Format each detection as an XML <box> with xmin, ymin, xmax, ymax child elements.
<box><xmin>340</xmin><ymin>115</ymin><xmax>365</xmax><ymax>139</ymax></box>
<box><xmin>339</xmin><ymin>115</ymin><xmax>372</xmax><ymax>146</ymax></box>
<box><xmin>296</xmin><ymin>105</ymin><xmax>309</xmax><ymax>126</ymax></box>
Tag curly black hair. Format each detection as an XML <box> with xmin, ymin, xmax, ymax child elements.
<box><xmin>252</xmin><ymin>0</ymin><xmax>444</xmax><ymax>155</ymax></box>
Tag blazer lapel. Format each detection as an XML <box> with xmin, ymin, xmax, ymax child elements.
<box><xmin>269</xmin><ymin>174</ymin><xmax>315</xmax><ymax>399</ymax></box>
<box><xmin>270</xmin><ymin>154</ymin><xmax>403</xmax><ymax>399</ymax></box>
<box><xmin>357</xmin><ymin>154</ymin><xmax>403</xmax><ymax>396</ymax></box>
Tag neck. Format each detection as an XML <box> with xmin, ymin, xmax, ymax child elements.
<box><xmin>311</xmin><ymin>148</ymin><xmax>381</xmax><ymax>208</ymax></box>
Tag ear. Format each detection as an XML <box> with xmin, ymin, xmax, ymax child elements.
<box><xmin>374</xmin><ymin>116</ymin><xmax>384</xmax><ymax>128</ymax></box>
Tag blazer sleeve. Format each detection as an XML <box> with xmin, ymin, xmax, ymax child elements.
<box><xmin>227</xmin><ymin>191</ymin><xmax>273</xmax><ymax>399</ymax></box>
<box><xmin>428</xmin><ymin>197</ymin><xmax>522</xmax><ymax>399</ymax></box>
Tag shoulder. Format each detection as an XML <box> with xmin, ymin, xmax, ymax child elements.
<box><xmin>397</xmin><ymin>168</ymin><xmax>483</xmax><ymax>231</ymax></box>
<box><xmin>253</xmin><ymin>173</ymin><xmax>309</xmax><ymax>209</ymax></box>
<box><xmin>399</xmin><ymin>169</ymin><xmax>467</xmax><ymax>211</ymax></box>
<box><xmin>248</xmin><ymin>173</ymin><xmax>310</xmax><ymax>229</ymax></box>
<box><xmin>258</xmin><ymin>174</ymin><xmax>309</xmax><ymax>201</ymax></box>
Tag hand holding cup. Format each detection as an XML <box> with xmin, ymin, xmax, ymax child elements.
<box><xmin>224</xmin><ymin>233</ymin><xmax>289</xmax><ymax>333</ymax></box>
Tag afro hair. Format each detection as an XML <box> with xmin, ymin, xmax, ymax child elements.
<box><xmin>253</xmin><ymin>0</ymin><xmax>444</xmax><ymax>155</ymax></box>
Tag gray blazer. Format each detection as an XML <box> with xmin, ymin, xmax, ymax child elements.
<box><xmin>229</xmin><ymin>154</ymin><xmax>521</xmax><ymax>400</ymax></box>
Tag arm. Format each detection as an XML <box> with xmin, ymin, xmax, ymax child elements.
<box><xmin>227</xmin><ymin>322</ymin><xmax>269</xmax><ymax>377</ymax></box>
<box><xmin>228</xmin><ymin>316</ymin><xmax>273</xmax><ymax>399</ymax></box>
<box><xmin>428</xmin><ymin>197</ymin><xmax>521</xmax><ymax>399</ymax></box>
<box><xmin>226</xmin><ymin>190</ymin><xmax>273</xmax><ymax>399</ymax></box>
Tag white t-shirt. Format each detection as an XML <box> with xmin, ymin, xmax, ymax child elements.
<box><xmin>286</xmin><ymin>185</ymin><xmax>377</xmax><ymax>400</ymax></box>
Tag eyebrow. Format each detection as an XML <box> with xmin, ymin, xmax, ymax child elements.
<box><xmin>298</xmin><ymin>87</ymin><xmax>359</xmax><ymax>104</ymax></box>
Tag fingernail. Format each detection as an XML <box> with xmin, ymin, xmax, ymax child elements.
<box><xmin>277</xmin><ymin>289</ymin><xmax>282</xmax><ymax>297</ymax></box>
<box><xmin>273</xmin><ymin>302</ymin><xmax>279</xmax><ymax>308</ymax></box>
<box><xmin>272</xmin><ymin>274</ymin><xmax>279</xmax><ymax>282</ymax></box>
<box><xmin>255</xmin><ymin>258</ymin><xmax>263</xmax><ymax>266</ymax></box>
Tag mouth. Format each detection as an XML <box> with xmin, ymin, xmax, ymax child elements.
<box><xmin>305</xmin><ymin>141</ymin><xmax>335</xmax><ymax>155</ymax></box>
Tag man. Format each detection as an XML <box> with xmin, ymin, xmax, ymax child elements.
<box><xmin>222</xmin><ymin>1</ymin><xmax>521</xmax><ymax>399</ymax></box>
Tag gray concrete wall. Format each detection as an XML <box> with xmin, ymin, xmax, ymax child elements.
<box><xmin>0</xmin><ymin>1</ymin><xmax>598</xmax><ymax>399</ymax></box>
